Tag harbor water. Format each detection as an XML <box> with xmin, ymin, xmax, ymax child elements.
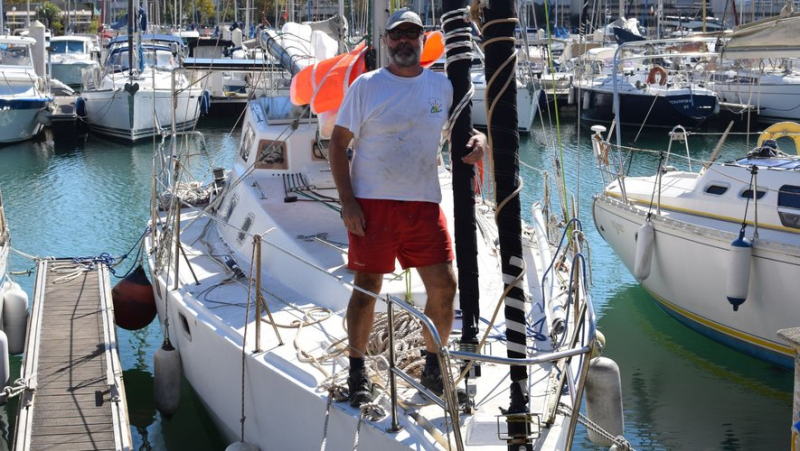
<box><xmin>0</xmin><ymin>112</ymin><xmax>791</xmax><ymax>450</ymax></box>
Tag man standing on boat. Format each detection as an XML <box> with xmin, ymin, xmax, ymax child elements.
<box><xmin>330</xmin><ymin>8</ymin><xmax>486</xmax><ymax>408</ymax></box>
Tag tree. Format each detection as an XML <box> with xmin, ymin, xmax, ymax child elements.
<box><xmin>39</xmin><ymin>2</ymin><xmax>64</xmax><ymax>35</ymax></box>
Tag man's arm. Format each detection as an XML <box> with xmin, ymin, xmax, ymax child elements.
<box><xmin>329</xmin><ymin>125</ymin><xmax>366</xmax><ymax>236</ymax></box>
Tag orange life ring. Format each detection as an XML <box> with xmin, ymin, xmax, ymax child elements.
<box><xmin>647</xmin><ymin>66</ymin><xmax>668</xmax><ymax>85</ymax></box>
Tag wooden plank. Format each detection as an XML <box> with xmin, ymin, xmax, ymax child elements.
<box><xmin>30</xmin><ymin>440</ymin><xmax>117</xmax><ymax>450</ymax></box>
<box><xmin>31</xmin><ymin>433</ymin><xmax>114</xmax><ymax>450</ymax></box>
<box><xmin>32</xmin><ymin>408</ymin><xmax>113</xmax><ymax>420</ymax></box>
<box><xmin>30</xmin><ymin>422</ymin><xmax>115</xmax><ymax>436</ymax></box>
<box><xmin>15</xmin><ymin>260</ymin><xmax>130</xmax><ymax>451</ymax></box>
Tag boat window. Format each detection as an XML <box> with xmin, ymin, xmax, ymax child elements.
<box><xmin>51</xmin><ymin>40</ymin><xmax>86</xmax><ymax>54</ymax></box>
<box><xmin>0</xmin><ymin>43</ymin><xmax>32</xmax><ymax>67</ymax></box>
<box><xmin>740</xmin><ymin>189</ymin><xmax>766</xmax><ymax>200</ymax></box>
<box><xmin>222</xmin><ymin>194</ymin><xmax>238</xmax><ymax>223</ymax></box>
<box><xmin>240</xmin><ymin>124</ymin><xmax>255</xmax><ymax>162</ymax></box>
<box><xmin>142</xmin><ymin>50</ymin><xmax>178</xmax><ymax>70</ymax></box>
<box><xmin>704</xmin><ymin>184</ymin><xmax>728</xmax><ymax>195</ymax></box>
<box><xmin>105</xmin><ymin>49</ymin><xmax>177</xmax><ymax>73</ymax></box>
<box><xmin>777</xmin><ymin>185</ymin><xmax>800</xmax><ymax>229</ymax></box>
<box><xmin>256</xmin><ymin>140</ymin><xmax>288</xmax><ymax>170</ymax></box>
<box><xmin>237</xmin><ymin>213</ymin><xmax>254</xmax><ymax>244</ymax></box>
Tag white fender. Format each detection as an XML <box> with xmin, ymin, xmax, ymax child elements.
<box><xmin>592</xmin><ymin>330</ymin><xmax>606</xmax><ymax>358</ymax></box>
<box><xmin>586</xmin><ymin>357</ymin><xmax>625</xmax><ymax>446</ymax></box>
<box><xmin>567</xmin><ymin>86</ymin><xmax>575</xmax><ymax>105</ymax></box>
<box><xmin>154</xmin><ymin>341</ymin><xmax>182</xmax><ymax>417</ymax></box>
<box><xmin>0</xmin><ymin>331</ymin><xmax>8</xmax><ymax>388</ymax></box>
<box><xmin>726</xmin><ymin>230</ymin><xmax>752</xmax><ymax>311</ymax></box>
<box><xmin>583</xmin><ymin>90</ymin><xmax>591</xmax><ymax>110</ymax></box>
<box><xmin>3</xmin><ymin>285</ymin><xmax>29</xmax><ymax>355</ymax></box>
<box><xmin>633</xmin><ymin>221</ymin><xmax>654</xmax><ymax>282</ymax></box>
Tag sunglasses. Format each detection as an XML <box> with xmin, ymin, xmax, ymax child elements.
<box><xmin>387</xmin><ymin>28</ymin><xmax>422</xmax><ymax>40</ymax></box>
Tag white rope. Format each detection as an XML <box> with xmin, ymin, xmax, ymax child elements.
<box><xmin>319</xmin><ymin>392</ymin><xmax>335</xmax><ymax>451</ymax></box>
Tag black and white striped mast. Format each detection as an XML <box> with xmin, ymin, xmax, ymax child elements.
<box><xmin>481</xmin><ymin>0</ymin><xmax>530</xmax><ymax>447</ymax></box>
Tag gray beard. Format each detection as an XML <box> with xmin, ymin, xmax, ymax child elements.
<box><xmin>388</xmin><ymin>45</ymin><xmax>421</xmax><ymax>67</ymax></box>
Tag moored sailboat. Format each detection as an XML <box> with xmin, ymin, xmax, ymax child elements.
<box><xmin>79</xmin><ymin>1</ymin><xmax>203</xmax><ymax>142</ymax></box>
<box><xmin>145</xmin><ymin>2</ymin><xmax>625</xmax><ymax>449</ymax></box>
<box><xmin>591</xmin><ymin>14</ymin><xmax>800</xmax><ymax>369</ymax></box>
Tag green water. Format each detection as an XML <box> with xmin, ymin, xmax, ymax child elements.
<box><xmin>0</xmin><ymin>112</ymin><xmax>791</xmax><ymax>450</ymax></box>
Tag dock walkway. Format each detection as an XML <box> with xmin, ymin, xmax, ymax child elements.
<box><xmin>13</xmin><ymin>258</ymin><xmax>131</xmax><ymax>451</ymax></box>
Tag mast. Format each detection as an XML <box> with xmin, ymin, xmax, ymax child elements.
<box><xmin>441</xmin><ymin>0</ymin><xmax>480</xmax><ymax>349</ymax></box>
<box><xmin>482</xmin><ymin>0</ymin><xmax>529</xmax><ymax>441</ymax></box>
<box><xmin>128</xmin><ymin>0</ymin><xmax>134</xmax><ymax>74</ymax></box>
<box><xmin>703</xmin><ymin>0</ymin><xmax>706</xmax><ymax>32</ymax></box>
<box><xmin>246</xmin><ymin>0</ymin><xmax>251</xmax><ymax>36</ymax></box>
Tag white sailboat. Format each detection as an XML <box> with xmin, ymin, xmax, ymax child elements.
<box><xmin>80</xmin><ymin>34</ymin><xmax>203</xmax><ymax>141</ymax></box>
<box><xmin>146</xmin><ymin>96</ymin><xmax>610</xmax><ymax>450</ymax></box>
<box><xmin>592</xmin><ymin>121</ymin><xmax>800</xmax><ymax>368</ymax></box>
<box><xmin>143</xmin><ymin>3</ymin><xmax>624</xmax><ymax>449</ymax></box>
<box><xmin>592</xmin><ymin>122</ymin><xmax>800</xmax><ymax>367</ymax></box>
<box><xmin>707</xmin><ymin>15</ymin><xmax>800</xmax><ymax>124</ymax></box>
<box><xmin>590</xmin><ymin>16</ymin><xmax>800</xmax><ymax>368</ymax></box>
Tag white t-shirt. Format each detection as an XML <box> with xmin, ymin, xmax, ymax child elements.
<box><xmin>335</xmin><ymin>68</ymin><xmax>453</xmax><ymax>203</ymax></box>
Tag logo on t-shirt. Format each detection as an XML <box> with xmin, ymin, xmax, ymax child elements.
<box><xmin>429</xmin><ymin>98</ymin><xmax>444</xmax><ymax>114</ymax></box>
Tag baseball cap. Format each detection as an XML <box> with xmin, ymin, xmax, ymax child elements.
<box><xmin>386</xmin><ymin>9</ymin><xmax>423</xmax><ymax>30</ymax></box>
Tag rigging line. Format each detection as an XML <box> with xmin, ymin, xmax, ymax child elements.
<box><xmin>633</xmin><ymin>86</ymin><xmax>663</xmax><ymax>143</ymax></box>
<box><xmin>540</xmin><ymin>0</ymin><xmax>570</xmax><ymax>220</ymax></box>
<box><xmin>645</xmin><ymin>152</ymin><xmax>665</xmax><ymax>219</ymax></box>
<box><xmin>236</xmin><ymin>240</ymin><xmax>258</xmax><ymax>443</ymax></box>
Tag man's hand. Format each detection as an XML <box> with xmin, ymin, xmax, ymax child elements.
<box><xmin>341</xmin><ymin>198</ymin><xmax>366</xmax><ymax>237</ymax></box>
<box><xmin>462</xmin><ymin>132</ymin><xmax>487</xmax><ymax>165</ymax></box>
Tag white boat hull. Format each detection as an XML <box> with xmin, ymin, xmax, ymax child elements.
<box><xmin>592</xmin><ymin>194</ymin><xmax>799</xmax><ymax>367</ymax></box>
<box><xmin>0</xmin><ymin>99</ymin><xmax>49</xmax><ymax>143</ymax></box>
<box><xmin>81</xmin><ymin>86</ymin><xmax>201</xmax><ymax>141</ymax></box>
<box><xmin>712</xmin><ymin>77</ymin><xmax>800</xmax><ymax>123</ymax></box>
<box><xmin>472</xmin><ymin>75</ymin><xmax>538</xmax><ymax>132</ymax></box>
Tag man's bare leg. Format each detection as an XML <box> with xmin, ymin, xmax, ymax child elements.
<box><xmin>347</xmin><ymin>271</ymin><xmax>383</xmax><ymax>358</ymax></box>
<box><xmin>346</xmin><ymin>271</ymin><xmax>383</xmax><ymax>407</ymax></box>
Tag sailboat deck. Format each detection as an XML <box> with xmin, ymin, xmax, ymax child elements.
<box><xmin>14</xmin><ymin>259</ymin><xmax>132</xmax><ymax>451</ymax></box>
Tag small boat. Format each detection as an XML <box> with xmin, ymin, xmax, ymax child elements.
<box><xmin>48</xmin><ymin>35</ymin><xmax>100</xmax><ymax>90</ymax></box>
<box><xmin>0</xmin><ymin>36</ymin><xmax>53</xmax><ymax>144</ymax></box>
<box><xmin>591</xmin><ymin>122</ymin><xmax>800</xmax><ymax>367</ymax></box>
<box><xmin>80</xmin><ymin>34</ymin><xmax>203</xmax><ymax>142</ymax></box>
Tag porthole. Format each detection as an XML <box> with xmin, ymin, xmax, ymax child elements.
<box><xmin>740</xmin><ymin>189</ymin><xmax>766</xmax><ymax>200</ymax></box>
<box><xmin>222</xmin><ymin>194</ymin><xmax>238</xmax><ymax>224</ymax></box>
<box><xmin>237</xmin><ymin>213</ymin><xmax>255</xmax><ymax>244</ymax></box>
<box><xmin>705</xmin><ymin>184</ymin><xmax>728</xmax><ymax>195</ymax></box>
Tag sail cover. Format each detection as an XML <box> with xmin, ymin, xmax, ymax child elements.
<box><xmin>722</xmin><ymin>14</ymin><xmax>800</xmax><ymax>59</ymax></box>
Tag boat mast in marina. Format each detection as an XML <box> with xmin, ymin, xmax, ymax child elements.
<box><xmin>440</xmin><ymin>0</ymin><xmax>481</xmax><ymax>358</ymax></box>
<box><xmin>483</xmin><ymin>0</ymin><xmax>530</xmax><ymax>422</ymax></box>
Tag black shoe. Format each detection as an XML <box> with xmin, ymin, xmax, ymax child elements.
<box><xmin>348</xmin><ymin>369</ymin><xmax>373</xmax><ymax>408</ymax></box>
<box><xmin>420</xmin><ymin>372</ymin><xmax>469</xmax><ymax>404</ymax></box>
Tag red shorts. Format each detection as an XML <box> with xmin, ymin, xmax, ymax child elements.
<box><xmin>348</xmin><ymin>199</ymin><xmax>454</xmax><ymax>274</ymax></box>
